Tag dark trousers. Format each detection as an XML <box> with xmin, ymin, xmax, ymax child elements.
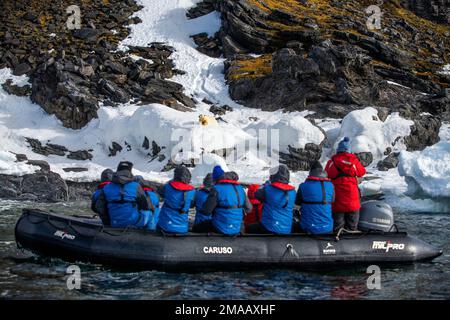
<box><xmin>245</xmin><ymin>223</ymin><xmax>272</xmax><ymax>234</ymax></box>
<box><xmin>192</xmin><ymin>220</ymin><xmax>216</xmax><ymax>233</ymax></box>
<box><xmin>333</xmin><ymin>211</ymin><xmax>360</xmax><ymax>231</ymax></box>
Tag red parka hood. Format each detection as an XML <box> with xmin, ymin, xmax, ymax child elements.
<box><xmin>330</xmin><ymin>152</ymin><xmax>362</xmax><ymax>176</ymax></box>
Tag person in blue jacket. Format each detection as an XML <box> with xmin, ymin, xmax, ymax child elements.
<box><xmin>96</xmin><ymin>161</ymin><xmax>151</xmax><ymax>228</ymax></box>
<box><xmin>91</xmin><ymin>168</ymin><xmax>114</xmax><ymax>225</ymax></box>
<box><xmin>192</xmin><ymin>173</ymin><xmax>213</xmax><ymax>232</ymax></box>
<box><xmin>296</xmin><ymin>161</ymin><xmax>334</xmax><ymax>234</ymax></box>
<box><xmin>195</xmin><ymin>167</ymin><xmax>252</xmax><ymax>235</ymax></box>
<box><xmin>134</xmin><ymin>176</ymin><xmax>161</xmax><ymax>231</ymax></box>
<box><xmin>157</xmin><ymin>165</ymin><xmax>196</xmax><ymax>234</ymax></box>
<box><xmin>246</xmin><ymin>164</ymin><xmax>296</xmax><ymax>234</ymax></box>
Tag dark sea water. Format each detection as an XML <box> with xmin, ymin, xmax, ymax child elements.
<box><xmin>0</xmin><ymin>200</ymin><xmax>449</xmax><ymax>300</ymax></box>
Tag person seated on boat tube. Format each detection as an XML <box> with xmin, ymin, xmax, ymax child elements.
<box><xmin>96</xmin><ymin>161</ymin><xmax>151</xmax><ymax>228</ymax></box>
<box><xmin>134</xmin><ymin>175</ymin><xmax>161</xmax><ymax>231</ymax></box>
<box><xmin>91</xmin><ymin>168</ymin><xmax>114</xmax><ymax>225</ymax></box>
<box><xmin>246</xmin><ymin>164</ymin><xmax>296</xmax><ymax>235</ymax></box>
<box><xmin>325</xmin><ymin>137</ymin><xmax>366</xmax><ymax>232</ymax></box>
<box><xmin>192</xmin><ymin>173</ymin><xmax>214</xmax><ymax>232</ymax></box>
<box><xmin>157</xmin><ymin>165</ymin><xmax>196</xmax><ymax>234</ymax></box>
<box><xmin>295</xmin><ymin>161</ymin><xmax>334</xmax><ymax>234</ymax></box>
<box><xmin>194</xmin><ymin>166</ymin><xmax>252</xmax><ymax>235</ymax></box>
<box><xmin>243</xmin><ymin>184</ymin><xmax>263</xmax><ymax>233</ymax></box>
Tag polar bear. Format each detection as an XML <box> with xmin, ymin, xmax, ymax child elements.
<box><xmin>199</xmin><ymin>114</ymin><xmax>218</xmax><ymax>126</ymax></box>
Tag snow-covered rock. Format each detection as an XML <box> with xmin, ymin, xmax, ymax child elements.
<box><xmin>0</xmin><ymin>151</ymin><xmax>39</xmax><ymax>175</ymax></box>
<box><xmin>335</xmin><ymin>107</ymin><xmax>413</xmax><ymax>162</ymax></box>
<box><xmin>398</xmin><ymin>141</ymin><xmax>450</xmax><ymax>198</ymax></box>
<box><xmin>247</xmin><ymin>114</ymin><xmax>325</xmax><ymax>154</ymax></box>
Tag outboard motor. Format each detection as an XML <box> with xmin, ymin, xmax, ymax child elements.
<box><xmin>358</xmin><ymin>201</ymin><xmax>394</xmax><ymax>232</ymax></box>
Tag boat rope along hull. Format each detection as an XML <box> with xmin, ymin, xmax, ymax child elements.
<box><xmin>14</xmin><ymin>209</ymin><xmax>443</xmax><ymax>271</ymax></box>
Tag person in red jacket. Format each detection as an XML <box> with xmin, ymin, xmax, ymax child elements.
<box><xmin>244</xmin><ymin>184</ymin><xmax>263</xmax><ymax>232</ymax></box>
<box><xmin>325</xmin><ymin>137</ymin><xmax>366</xmax><ymax>231</ymax></box>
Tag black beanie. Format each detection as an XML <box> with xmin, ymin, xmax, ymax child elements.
<box><xmin>117</xmin><ymin>161</ymin><xmax>133</xmax><ymax>172</ymax></box>
<box><xmin>174</xmin><ymin>165</ymin><xmax>192</xmax><ymax>184</ymax></box>
<box><xmin>310</xmin><ymin>161</ymin><xmax>323</xmax><ymax>171</ymax></box>
<box><xmin>309</xmin><ymin>161</ymin><xmax>327</xmax><ymax>179</ymax></box>
<box><xmin>100</xmin><ymin>169</ymin><xmax>114</xmax><ymax>182</ymax></box>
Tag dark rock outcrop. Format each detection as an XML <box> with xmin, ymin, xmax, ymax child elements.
<box><xmin>401</xmin><ymin>0</ymin><xmax>450</xmax><ymax>24</ymax></box>
<box><xmin>108</xmin><ymin>142</ymin><xmax>123</xmax><ymax>157</ymax></box>
<box><xmin>66</xmin><ymin>180</ymin><xmax>98</xmax><ymax>201</ymax></box>
<box><xmin>25</xmin><ymin>138</ymin><xmax>95</xmax><ymax>160</ymax></box>
<box><xmin>67</xmin><ymin>150</ymin><xmax>93</xmax><ymax>161</ymax></box>
<box><xmin>2</xmin><ymin>79</ymin><xmax>31</xmax><ymax>96</ymax></box>
<box><xmin>0</xmin><ymin>167</ymin><xmax>164</xmax><ymax>202</ymax></box>
<box><xmin>377</xmin><ymin>152</ymin><xmax>400</xmax><ymax>171</ymax></box>
<box><xmin>142</xmin><ymin>137</ymin><xmax>150</xmax><ymax>150</ymax></box>
<box><xmin>0</xmin><ymin>170</ymin><xmax>68</xmax><ymax>202</ymax></box>
<box><xmin>62</xmin><ymin>167</ymin><xmax>89</xmax><ymax>173</ymax></box>
<box><xmin>27</xmin><ymin>160</ymin><xmax>51</xmax><ymax>172</ymax></box>
<box><xmin>209</xmin><ymin>104</ymin><xmax>233</xmax><ymax>116</ymax></box>
<box><xmin>186</xmin><ymin>0</ymin><xmax>216</xmax><ymax>19</ymax></box>
<box><xmin>279</xmin><ymin>143</ymin><xmax>322</xmax><ymax>172</ymax></box>
<box><xmin>25</xmin><ymin>138</ymin><xmax>67</xmax><ymax>157</ymax></box>
<box><xmin>191</xmin><ymin>33</ymin><xmax>223</xmax><ymax>58</ymax></box>
<box><xmin>15</xmin><ymin>154</ymin><xmax>28</xmax><ymax>162</ymax></box>
<box><xmin>404</xmin><ymin>115</ymin><xmax>441</xmax><ymax>151</ymax></box>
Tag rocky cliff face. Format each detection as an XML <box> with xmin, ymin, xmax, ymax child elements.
<box><xmin>187</xmin><ymin>0</ymin><xmax>450</xmax><ymax>152</ymax></box>
<box><xmin>401</xmin><ymin>0</ymin><xmax>450</xmax><ymax>24</ymax></box>
<box><xmin>190</xmin><ymin>0</ymin><xmax>449</xmax><ymax>124</ymax></box>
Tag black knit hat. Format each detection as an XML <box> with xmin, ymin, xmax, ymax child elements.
<box><xmin>174</xmin><ymin>165</ymin><xmax>192</xmax><ymax>184</ymax></box>
<box><xmin>310</xmin><ymin>161</ymin><xmax>323</xmax><ymax>171</ymax></box>
<box><xmin>269</xmin><ymin>164</ymin><xmax>290</xmax><ymax>184</ymax></box>
<box><xmin>117</xmin><ymin>161</ymin><xmax>133</xmax><ymax>172</ymax></box>
<box><xmin>100</xmin><ymin>169</ymin><xmax>114</xmax><ymax>182</ymax></box>
<box><xmin>309</xmin><ymin>161</ymin><xmax>327</xmax><ymax>179</ymax></box>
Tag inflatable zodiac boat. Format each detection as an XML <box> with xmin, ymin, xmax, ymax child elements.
<box><xmin>14</xmin><ymin>202</ymin><xmax>442</xmax><ymax>271</ymax></box>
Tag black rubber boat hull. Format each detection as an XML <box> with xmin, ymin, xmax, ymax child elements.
<box><xmin>15</xmin><ymin>209</ymin><xmax>443</xmax><ymax>271</ymax></box>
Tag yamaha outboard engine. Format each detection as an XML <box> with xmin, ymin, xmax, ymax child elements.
<box><xmin>358</xmin><ymin>201</ymin><xmax>394</xmax><ymax>232</ymax></box>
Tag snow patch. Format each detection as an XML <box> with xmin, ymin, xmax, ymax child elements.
<box><xmin>119</xmin><ymin>0</ymin><xmax>231</xmax><ymax>105</ymax></box>
<box><xmin>0</xmin><ymin>151</ymin><xmax>39</xmax><ymax>175</ymax></box>
<box><xmin>438</xmin><ymin>64</ymin><xmax>450</xmax><ymax>76</ymax></box>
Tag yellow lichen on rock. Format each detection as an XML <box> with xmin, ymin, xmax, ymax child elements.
<box><xmin>388</xmin><ymin>0</ymin><xmax>449</xmax><ymax>30</ymax></box>
<box><xmin>227</xmin><ymin>54</ymin><xmax>273</xmax><ymax>81</ymax></box>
